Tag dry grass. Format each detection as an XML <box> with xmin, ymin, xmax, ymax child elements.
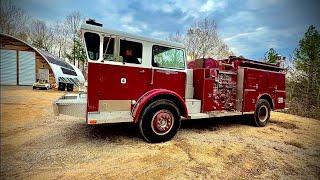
<box><xmin>270</xmin><ymin>120</ymin><xmax>299</xmax><ymax>130</ymax></box>
<box><xmin>284</xmin><ymin>140</ymin><xmax>305</xmax><ymax>149</ymax></box>
<box><xmin>1</xmin><ymin>86</ymin><xmax>320</xmax><ymax>179</ymax></box>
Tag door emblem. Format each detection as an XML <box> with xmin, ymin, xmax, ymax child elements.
<box><xmin>121</xmin><ymin>78</ymin><xmax>126</xmax><ymax>84</ymax></box>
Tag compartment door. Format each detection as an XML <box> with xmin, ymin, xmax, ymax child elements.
<box><xmin>236</xmin><ymin>68</ymin><xmax>244</xmax><ymax>111</ymax></box>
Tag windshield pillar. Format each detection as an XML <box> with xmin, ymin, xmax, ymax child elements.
<box><xmin>114</xmin><ymin>37</ymin><xmax>120</xmax><ymax>62</ymax></box>
<box><xmin>99</xmin><ymin>34</ymin><xmax>103</xmax><ymax>61</ymax></box>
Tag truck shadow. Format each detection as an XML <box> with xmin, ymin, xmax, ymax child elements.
<box><xmin>181</xmin><ymin>115</ymin><xmax>253</xmax><ymax>131</ymax></box>
<box><xmin>80</xmin><ymin>115</ymin><xmax>253</xmax><ymax>141</ymax></box>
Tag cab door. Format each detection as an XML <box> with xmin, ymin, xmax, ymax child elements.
<box><xmin>151</xmin><ymin>45</ymin><xmax>186</xmax><ymax>99</ymax></box>
<box><xmin>85</xmin><ymin>32</ymin><xmax>151</xmax><ymax>112</ymax></box>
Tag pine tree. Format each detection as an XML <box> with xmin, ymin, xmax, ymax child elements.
<box><xmin>65</xmin><ymin>33</ymin><xmax>86</xmax><ymax>71</ymax></box>
<box><xmin>294</xmin><ymin>25</ymin><xmax>320</xmax><ymax>108</ymax></box>
<box><xmin>264</xmin><ymin>48</ymin><xmax>278</xmax><ymax>63</ymax></box>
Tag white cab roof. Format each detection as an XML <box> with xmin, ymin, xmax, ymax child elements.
<box><xmin>81</xmin><ymin>23</ymin><xmax>185</xmax><ymax>49</ymax></box>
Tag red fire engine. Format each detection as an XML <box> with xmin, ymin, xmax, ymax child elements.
<box><xmin>54</xmin><ymin>21</ymin><xmax>286</xmax><ymax>143</ymax></box>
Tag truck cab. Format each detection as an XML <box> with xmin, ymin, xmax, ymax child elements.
<box><xmin>54</xmin><ymin>20</ymin><xmax>286</xmax><ymax>143</ymax></box>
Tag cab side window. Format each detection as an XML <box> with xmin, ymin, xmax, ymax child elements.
<box><xmin>120</xmin><ymin>40</ymin><xmax>142</xmax><ymax>64</ymax></box>
<box><xmin>152</xmin><ymin>45</ymin><xmax>185</xmax><ymax>69</ymax></box>
<box><xmin>84</xmin><ymin>32</ymin><xmax>100</xmax><ymax>60</ymax></box>
<box><xmin>103</xmin><ymin>37</ymin><xmax>115</xmax><ymax>61</ymax></box>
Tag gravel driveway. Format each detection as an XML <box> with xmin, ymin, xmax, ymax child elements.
<box><xmin>1</xmin><ymin>86</ymin><xmax>319</xmax><ymax>179</ymax></box>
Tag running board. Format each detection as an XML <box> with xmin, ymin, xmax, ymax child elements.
<box><xmin>188</xmin><ymin>111</ymin><xmax>254</xmax><ymax>119</ymax></box>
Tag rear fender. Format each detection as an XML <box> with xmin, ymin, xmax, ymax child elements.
<box><xmin>257</xmin><ymin>93</ymin><xmax>274</xmax><ymax>110</ymax></box>
<box><xmin>132</xmin><ymin>89</ymin><xmax>188</xmax><ymax>123</ymax></box>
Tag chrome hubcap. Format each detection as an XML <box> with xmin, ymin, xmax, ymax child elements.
<box><xmin>258</xmin><ymin>105</ymin><xmax>268</xmax><ymax>122</ymax></box>
<box><xmin>151</xmin><ymin>110</ymin><xmax>174</xmax><ymax>135</ymax></box>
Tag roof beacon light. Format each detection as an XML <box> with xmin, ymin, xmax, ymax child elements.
<box><xmin>86</xmin><ymin>19</ymin><xmax>102</xmax><ymax>27</ymax></box>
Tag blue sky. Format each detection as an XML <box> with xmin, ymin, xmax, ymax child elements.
<box><xmin>14</xmin><ymin>0</ymin><xmax>320</xmax><ymax>60</ymax></box>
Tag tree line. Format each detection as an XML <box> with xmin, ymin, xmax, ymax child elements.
<box><xmin>0</xmin><ymin>0</ymin><xmax>86</xmax><ymax>70</ymax></box>
<box><xmin>265</xmin><ymin>26</ymin><xmax>320</xmax><ymax>119</ymax></box>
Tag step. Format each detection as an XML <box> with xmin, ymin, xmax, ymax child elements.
<box><xmin>186</xmin><ymin>99</ymin><xmax>201</xmax><ymax>114</ymax></box>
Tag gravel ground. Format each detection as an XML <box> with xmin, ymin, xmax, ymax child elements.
<box><xmin>1</xmin><ymin>86</ymin><xmax>319</xmax><ymax>179</ymax></box>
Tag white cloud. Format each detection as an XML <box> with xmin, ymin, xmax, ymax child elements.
<box><xmin>97</xmin><ymin>1</ymin><xmax>148</xmax><ymax>35</ymax></box>
<box><xmin>121</xmin><ymin>24</ymin><xmax>142</xmax><ymax>34</ymax></box>
<box><xmin>120</xmin><ymin>15</ymin><xmax>133</xmax><ymax>24</ymax></box>
<box><xmin>224</xmin><ymin>26</ymin><xmax>268</xmax><ymax>42</ymax></box>
<box><xmin>150</xmin><ymin>31</ymin><xmax>169</xmax><ymax>39</ymax></box>
<box><xmin>161</xmin><ymin>4</ymin><xmax>174</xmax><ymax>13</ymax></box>
<box><xmin>141</xmin><ymin>23</ymin><xmax>148</xmax><ymax>30</ymax></box>
<box><xmin>200</xmin><ymin>0</ymin><xmax>226</xmax><ymax>12</ymax></box>
<box><xmin>222</xmin><ymin>25</ymin><xmax>297</xmax><ymax>58</ymax></box>
<box><xmin>223</xmin><ymin>11</ymin><xmax>255</xmax><ymax>25</ymax></box>
<box><xmin>140</xmin><ymin>0</ymin><xmax>227</xmax><ymax>20</ymax></box>
<box><xmin>246</xmin><ymin>0</ymin><xmax>278</xmax><ymax>10</ymax></box>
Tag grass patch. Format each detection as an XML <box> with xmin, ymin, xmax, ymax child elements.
<box><xmin>284</xmin><ymin>140</ymin><xmax>305</xmax><ymax>149</ymax></box>
<box><xmin>271</xmin><ymin>121</ymin><xmax>299</xmax><ymax>130</ymax></box>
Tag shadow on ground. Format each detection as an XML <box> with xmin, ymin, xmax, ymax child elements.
<box><xmin>73</xmin><ymin>115</ymin><xmax>255</xmax><ymax>142</ymax></box>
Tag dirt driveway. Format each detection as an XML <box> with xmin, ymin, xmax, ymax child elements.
<box><xmin>1</xmin><ymin>86</ymin><xmax>319</xmax><ymax>179</ymax></box>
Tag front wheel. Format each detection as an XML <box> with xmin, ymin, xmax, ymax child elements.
<box><xmin>253</xmin><ymin>99</ymin><xmax>271</xmax><ymax>127</ymax></box>
<box><xmin>139</xmin><ymin>99</ymin><xmax>181</xmax><ymax>143</ymax></box>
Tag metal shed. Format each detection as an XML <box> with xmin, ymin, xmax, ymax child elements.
<box><xmin>0</xmin><ymin>33</ymin><xmax>85</xmax><ymax>88</ymax></box>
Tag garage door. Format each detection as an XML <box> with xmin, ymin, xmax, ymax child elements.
<box><xmin>0</xmin><ymin>49</ymin><xmax>17</xmax><ymax>85</ymax></box>
<box><xmin>19</xmin><ymin>51</ymin><xmax>35</xmax><ymax>85</ymax></box>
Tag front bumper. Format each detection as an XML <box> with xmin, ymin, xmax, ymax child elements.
<box><xmin>53</xmin><ymin>93</ymin><xmax>87</xmax><ymax>118</ymax></box>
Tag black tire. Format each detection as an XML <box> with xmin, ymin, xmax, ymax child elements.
<box><xmin>139</xmin><ymin>99</ymin><xmax>181</xmax><ymax>143</ymax></box>
<box><xmin>253</xmin><ymin>99</ymin><xmax>271</xmax><ymax>127</ymax></box>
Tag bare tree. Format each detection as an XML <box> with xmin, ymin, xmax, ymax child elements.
<box><xmin>0</xmin><ymin>0</ymin><xmax>29</xmax><ymax>40</ymax></box>
<box><xmin>28</xmin><ymin>19</ymin><xmax>54</xmax><ymax>52</ymax></box>
<box><xmin>168</xmin><ymin>31</ymin><xmax>184</xmax><ymax>43</ymax></box>
<box><xmin>65</xmin><ymin>11</ymin><xmax>82</xmax><ymax>65</ymax></box>
<box><xmin>215</xmin><ymin>41</ymin><xmax>234</xmax><ymax>59</ymax></box>
<box><xmin>169</xmin><ymin>18</ymin><xmax>233</xmax><ymax>60</ymax></box>
<box><xmin>52</xmin><ymin>22</ymin><xmax>69</xmax><ymax>58</ymax></box>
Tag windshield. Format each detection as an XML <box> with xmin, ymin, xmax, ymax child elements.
<box><xmin>152</xmin><ymin>45</ymin><xmax>185</xmax><ymax>69</ymax></box>
<box><xmin>84</xmin><ymin>32</ymin><xmax>100</xmax><ymax>60</ymax></box>
<box><xmin>38</xmin><ymin>79</ymin><xmax>48</xmax><ymax>84</ymax></box>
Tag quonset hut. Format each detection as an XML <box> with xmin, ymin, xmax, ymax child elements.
<box><xmin>0</xmin><ymin>33</ymin><xmax>85</xmax><ymax>88</ymax></box>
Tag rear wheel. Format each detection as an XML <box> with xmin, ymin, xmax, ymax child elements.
<box><xmin>139</xmin><ymin>99</ymin><xmax>181</xmax><ymax>143</ymax></box>
<box><xmin>253</xmin><ymin>99</ymin><xmax>271</xmax><ymax>127</ymax></box>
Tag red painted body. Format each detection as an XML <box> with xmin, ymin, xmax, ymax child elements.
<box><xmin>242</xmin><ymin>68</ymin><xmax>285</xmax><ymax>112</ymax></box>
<box><xmin>189</xmin><ymin>57</ymin><xmax>285</xmax><ymax>114</ymax></box>
<box><xmin>193</xmin><ymin>69</ymin><xmax>216</xmax><ymax>112</ymax></box>
<box><xmin>86</xmin><ymin>56</ymin><xmax>285</xmax><ymax>122</ymax></box>
<box><xmin>193</xmin><ymin>68</ymin><xmax>238</xmax><ymax>112</ymax></box>
<box><xmin>87</xmin><ymin>62</ymin><xmax>186</xmax><ymax>113</ymax></box>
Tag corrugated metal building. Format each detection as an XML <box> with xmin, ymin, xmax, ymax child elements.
<box><xmin>0</xmin><ymin>33</ymin><xmax>85</xmax><ymax>87</ymax></box>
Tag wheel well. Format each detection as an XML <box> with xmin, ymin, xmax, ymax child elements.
<box><xmin>143</xmin><ymin>94</ymin><xmax>187</xmax><ymax>118</ymax></box>
<box><xmin>259</xmin><ymin>94</ymin><xmax>274</xmax><ymax>110</ymax></box>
